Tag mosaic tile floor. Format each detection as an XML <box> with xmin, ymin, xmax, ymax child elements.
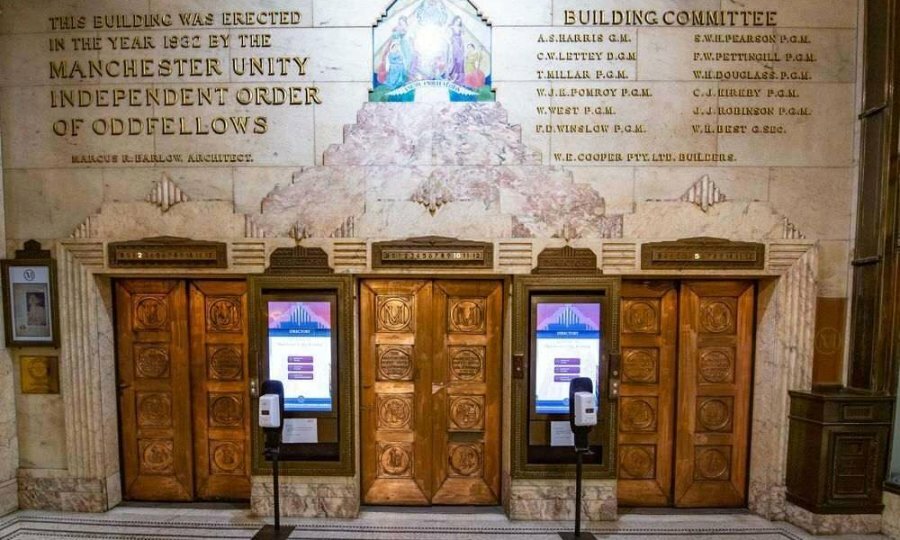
<box><xmin>0</xmin><ymin>508</ymin><xmax>887</xmax><ymax>540</ymax></box>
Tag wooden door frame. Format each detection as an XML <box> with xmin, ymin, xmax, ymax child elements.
<box><xmin>111</xmin><ymin>274</ymin><xmax>252</xmax><ymax>502</ymax></box>
<box><xmin>356</xmin><ymin>274</ymin><xmax>511</xmax><ymax>506</ymax></box>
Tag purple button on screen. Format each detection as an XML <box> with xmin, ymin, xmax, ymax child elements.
<box><xmin>288</xmin><ymin>356</ymin><xmax>314</xmax><ymax>364</ymax></box>
<box><xmin>554</xmin><ymin>375</ymin><xmax>577</xmax><ymax>382</ymax></box>
<box><xmin>554</xmin><ymin>358</ymin><xmax>581</xmax><ymax>366</ymax></box>
<box><xmin>288</xmin><ymin>365</ymin><xmax>314</xmax><ymax>372</ymax></box>
<box><xmin>288</xmin><ymin>373</ymin><xmax>314</xmax><ymax>380</ymax></box>
<box><xmin>554</xmin><ymin>366</ymin><xmax>581</xmax><ymax>374</ymax></box>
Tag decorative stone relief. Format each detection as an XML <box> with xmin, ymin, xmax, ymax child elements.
<box><xmin>681</xmin><ymin>175</ymin><xmax>727</xmax><ymax>212</ymax></box>
<box><xmin>244</xmin><ymin>216</ymin><xmax>271</xmax><ymax>239</ymax></box>
<box><xmin>697</xmin><ymin>397</ymin><xmax>734</xmax><ymax>433</ymax></box>
<box><xmin>782</xmin><ymin>217</ymin><xmax>806</xmax><ymax>240</ymax></box>
<box><xmin>71</xmin><ymin>215</ymin><xmax>98</xmax><ymax>239</ymax></box>
<box><xmin>411</xmin><ymin>177</ymin><xmax>456</xmax><ymax>215</ymax></box>
<box><xmin>146</xmin><ymin>175</ymin><xmax>190</xmax><ymax>213</ymax></box>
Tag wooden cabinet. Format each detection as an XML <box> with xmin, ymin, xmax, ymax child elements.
<box><xmin>787</xmin><ymin>389</ymin><xmax>893</xmax><ymax>514</ymax></box>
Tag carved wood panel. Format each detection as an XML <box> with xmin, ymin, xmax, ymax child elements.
<box><xmin>117</xmin><ymin>280</ymin><xmax>250</xmax><ymax>502</ymax></box>
<box><xmin>674</xmin><ymin>281</ymin><xmax>753</xmax><ymax>508</ymax></box>
<box><xmin>617</xmin><ymin>281</ymin><xmax>677</xmax><ymax>507</ymax></box>
<box><xmin>431</xmin><ymin>280</ymin><xmax>501</xmax><ymax>505</ymax></box>
<box><xmin>189</xmin><ymin>281</ymin><xmax>251</xmax><ymax>501</ymax></box>
<box><xmin>361</xmin><ymin>280</ymin><xmax>502</xmax><ymax>506</ymax></box>
<box><xmin>116</xmin><ymin>280</ymin><xmax>193</xmax><ymax>501</ymax></box>
<box><xmin>361</xmin><ymin>280</ymin><xmax>432</xmax><ymax>505</ymax></box>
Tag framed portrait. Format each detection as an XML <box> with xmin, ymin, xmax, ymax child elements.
<box><xmin>2</xmin><ymin>252</ymin><xmax>59</xmax><ymax>347</ymax></box>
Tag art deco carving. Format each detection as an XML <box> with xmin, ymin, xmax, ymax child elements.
<box><xmin>209</xmin><ymin>394</ymin><xmax>243</xmax><ymax>427</ymax></box>
<box><xmin>146</xmin><ymin>174</ymin><xmax>189</xmax><ymax>213</ymax></box>
<box><xmin>137</xmin><ymin>393</ymin><xmax>172</xmax><ymax>428</ymax></box>
<box><xmin>376</xmin><ymin>442</ymin><xmax>413</xmax><ymax>478</ymax></box>
<box><xmin>206</xmin><ymin>297</ymin><xmax>242</xmax><ymax>333</ymax></box>
<box><xmin>782</xmin><ymin>217</ymin><xmax>806</xmax><ymax>240</ymax></box>
<box><xmin>641</xmin><ymin>237</ymin><xmax>766</xmax><ymax>271</ymax></box>
<box><xmin>70</xmin><ymin>215</ymin><xmax>97</xmax><ymax>239</ymax></box>
<box><xmin>244</xmin><ymin>216</ymin><xmax>271</xmax><ymax>239</ymax></box>
<box><xmin>376</xmin><ymin>296</ymin><xmax>414</xmax><ymax>333</ymax></box>
<box><xmin>377</xmin><ymin>345</ymin><xmax>414</xmax><ymax>381</ymax></box>
<box><xmin>448</xmin><ymin>395</ymin><xmax>485</xmax><ymax>431</ymax></box>
<box><xmin>449</xmin><ymin>346</ymin><xmax>485</xmax><ymax>382</ymax></box>
<box><xmin>619</xmin><ymin>444</ymin><xmax>656</xmax><ymax>479</ymax></box>
<box><xmin>697</xmin><ymin>397</ymin><xmax>734</xmax><ymax>433</ymax></box>
<box><xmin>265</xmin><ymin>246</ymin><xmax>333</xmax><ymax>275</ymax></box>
<box><xmin>134</xmin><ymin>295</ymin><xmax>169</xmax><ymax>330</ymax></box>
<box><xmin>681</xmin><ymin>175</ymin><xmax>726</xmax><ymax>212</ymax></box>
<box><xmin>331</xmin><ymin>216</ymin><xmax>357</xmax><ymax>238</ymax></box>
<box><xmin>449</xmin><ymin>298</ymin><xmax>486</xmax><ymax>334</ymax></box>
<box><xmin>448</xmin><ymin>443</ymin><xmax>483</xmax><ymax>477</ymax></box>
<box><xmin>411</xmin><ymin>177</ymin><xmax>455</xmax><ymax>215</ymax></box>
<box><xmin>134</xmin><ymin>345</ymin><xmax>170</xmax><ymax>379</ymax></box>
<box><xmin>208</xmin><ymin>345</ymin><xmax>243</xmax><ymax>381</ymax></box>
<box><xmin>139</xmin><ymin>439</ymin><xmax>175</xmax><ymax>475</ymax></box>
<box><xmin>377</xmin><ymin>394</ymin><xmax>414</xmax><ymax>430</ymax></box>
<box><xmin>622</xmin><ymin>300</ymin><xmax>660</xmax><ymax>334</ymax></box>
<box><xmin>619</xmin><ymin>397</ymin><xmax>657</xmax><ymax>433</ymax></box>
<box><xmin>532</xmin><ymin>246</ymin><xmax>601</xmax><ymax>275</ymax></box>
<box><xmin>695</xmin><ymin>446</ymin><xmax>732</xmax><ymax>481</ymax></box>
<box><xmin>698</xmin><ymin>348</ymin><xmax>735</xmax><ymax>384</ymax></box>
<box><xmin>622</xmin><ymin>348</ymin><xmax>659</xmax><ymax>384</ymax></box>
<box><xmin>700</xmin><ymin>298</ymin><xmax>736</xmax><ymax>334</ymax></box>
<box><xmin>210</xmin><ymin>441</ymin><xmax>244</xmax><ymax>475</ymax></box>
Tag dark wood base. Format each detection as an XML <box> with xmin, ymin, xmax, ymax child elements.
<box><xmin>252</xmin><ymin>525</ymin><xmax>295</xmax><ymax>540</ymax></box>
<box><xmin>559</xmin><ymin>532</ymin><xmax>597</xmax><ymax>540</ymax></box>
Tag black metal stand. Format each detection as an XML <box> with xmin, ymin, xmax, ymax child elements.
<box><xmin>559</xmin><ymin>448</ymin><xmax>596</xmax><ymax>540</ymax></box>
<box><xmin>253</xmin><ymin>446</ymin><xmax>295</xmax><ymax>540</ymax></box>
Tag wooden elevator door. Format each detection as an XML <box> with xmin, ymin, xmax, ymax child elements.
<box><xmin>617</xmin><ymin>280</ymin><xmax>754</xmax><ymax>508</ymax></box>
<box><xmin>116</xmin><ymin>279</ymin><xmax>250</xmax><ymax>502</ymax></box>
<box><xmin>360</xmin><ymin>279</ymin><xmax>502</xmax><ymax>505</ymax></box>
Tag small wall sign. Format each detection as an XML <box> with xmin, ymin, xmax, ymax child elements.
<box><xmin>1</xmin><ymin>240</ymin><xmax>59</xmax><ymax>347</ymax></box>
<box><xmin>20</xmin><ymin>355</ymin><xmax>60</xmax><ymax>394</ymax></box>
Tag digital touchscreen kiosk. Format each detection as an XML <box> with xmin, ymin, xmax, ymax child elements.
<box><xmin>267</xmin><ymin>300</ymin><xmax>334</xmax><ymax>412</ymax></box>
<box><xmin>533</xmin><ymin>302</ymin><xmax>601</xmax><ymax>415</ymax></box>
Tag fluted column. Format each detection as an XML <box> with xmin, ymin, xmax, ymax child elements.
<box><xmin>748</xmin><ymin>244</ymin><xmax>818</xmax><ymax>519</ymax></box>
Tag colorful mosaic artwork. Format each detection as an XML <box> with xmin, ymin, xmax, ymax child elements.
<box><xmin>371</xmin><ymin>0</ymin><xmax>494</xmax><ymax>102</ymax></box>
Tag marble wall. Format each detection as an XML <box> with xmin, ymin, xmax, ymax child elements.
<box><xmin>0</xmin><ymin>136</ymin><xmax>15</xmax><ymax>516</ymax></box>
<box><xmin>0</xmin><ymin>0</ymin><xmax>870</xmax><ymax>526</ymax></box>
<box><xmin>884</xmin><ymin>492</ymin><xmax>900</xmax><ymax>539</ymax></box>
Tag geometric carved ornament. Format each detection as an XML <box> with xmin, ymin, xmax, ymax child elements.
<box><xmin>377</xmin><ymin>345</ymin><xmax>414</xmax><ymax>381</ymax></box>
<box><xmin>208</xmin><ymin>345</ymin><xmax>243</xmax><ymax>381</ymax></box>
<box><xmin>206</xmin><ymin>297</ymin><xmax>242</xmax><ymax>333</ymax></box>
<box><xmin>376</xmin><ymin>296</ymin><xmax>413</xmax><ymax>333</ymax></box>
<box><xmin>210</xmin><ymin>440</ymin><xmax>244</xmax><ymax>475</ymax></box>
<box><xmin>135</xmin><ymin>345</ymin><xmax>171</xmax><ymax>379</ymax></box>
<box><xmin>377</xmin><ymin>442</ymin><xmax>413</xmax><ymax>478</ymax></box>
<box><xmin>622</xmin><ymin>299</ymin><xmax>659</xmax><ymax>334</ymax></box>
<box><xmin>619</xmin><ymin>444</ymin><xmax>656</xmax><ymax>479</ymax></box>
<box><xmin>377</xmin><ymin>394</ymin><xmax>414</xmax><ymax>430</ymax></box>
<box><xmin>619</xmin><ymin>397</ymin><xmax>657</xmax><ymax>433</ymax></box>
<box><xmin>448</xmin><ymin>395</ymin><xmax>485</xmax><ymax>431</ymax></box>
<box><xmin>622</xmin><ymin>348</ymin><xmax>658</xmax><ymax>384</ymax></box>
<box><xmin>448</xmin><ymin>443</ymin><xmax>483</xmax><ymax>477</ymax></box>
<box><xmin>449</xmin><ymin>346</ymin><xmax>485</xmax><ymax>382</ymax></box>
<box><xmin>139</xmin><ymin>439</ymin><xmax>175</xmax><ymax>475</ymax></box>
<box><xmin>137</xmin><ymin>392</ymin><xmax>173</xmax><ymax>428</ymax></box>
<box><xmin>449</xmin><ymin>298</ymin><xmax>485</xmax><ymax>334</ymax></box>
<box><xmin>700</xmin><ymin>298</ymin><xmax>736</xmax><ymax>334</ymax></box>
<box><xmin>694</xmin><ymin>446</ymin><xmax>731</xmax><ymax>481</ymax></box>
<box><xmin>134</xmin><ymin>295</ymin><xmax>169</xmax><ymax>330</ymax></box>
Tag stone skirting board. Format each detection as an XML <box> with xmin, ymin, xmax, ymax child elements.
<box><xmin>884</xmin><ymin>491</ymin><xmax>900</xmax><ymax>539</ymax></box>
<box><xmin>508</xmin><ymin>479</ymin><xmax>616</xmax><ymax>521</ymax></box>
<box><xmin>17</xmin><ymin>471</ymin><xmax>110</xmax><ymax>512</ymax></box>
<box><xmin>784</xmin><ymin>502</ymin><xmax>883</xmax><ymax>535</ymax></box>
<box><xmin>0</xmin><ymin>478</ymin><xmax>16</xmax><ymax>516</ymax></box>
<box><xmin>250</xmin><ymin>476</ymin><xmax>359</xmax><ymax>518</ymax></box>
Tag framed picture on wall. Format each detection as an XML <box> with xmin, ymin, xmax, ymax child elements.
<box><xmin>1</xmin><ymin>241</ymin><xmax>59</xmax><ymax>347</ymax></box>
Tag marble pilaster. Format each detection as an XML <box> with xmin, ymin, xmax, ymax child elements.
<box><xmin>748</xmin><ymin>245</ymin><xmax>818</xmax><ymax>520</ymax></box>
<box><xmin>0</xmin><ymin>138</ymin><xmax>15</xmax><ymax>517</ymax></box>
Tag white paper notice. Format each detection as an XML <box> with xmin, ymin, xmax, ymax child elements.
<box><xmin>550</xmin><ymin>421</ymin><xmax>575</xmax><ymax>447</ymax></box>
<box><xmin>282</xmin><ymin>418</ymin><xmax>318</xmax><ymax>444</ymax></box>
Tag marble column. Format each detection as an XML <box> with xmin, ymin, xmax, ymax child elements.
<box><xmin>0</xmin><ymin>142</ymin><xmax>18</xmax><ymax>515</ymax></box>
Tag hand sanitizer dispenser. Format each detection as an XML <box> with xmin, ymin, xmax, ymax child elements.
<box><xmin>259</xmin><ymin>393</ymin><xmax>281</xmax><ymax>429</ymax></box>
<box><xmin>573</xmin><ymin>391</ymin><xmax>597</xmax><ymax>427</ymax></box>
